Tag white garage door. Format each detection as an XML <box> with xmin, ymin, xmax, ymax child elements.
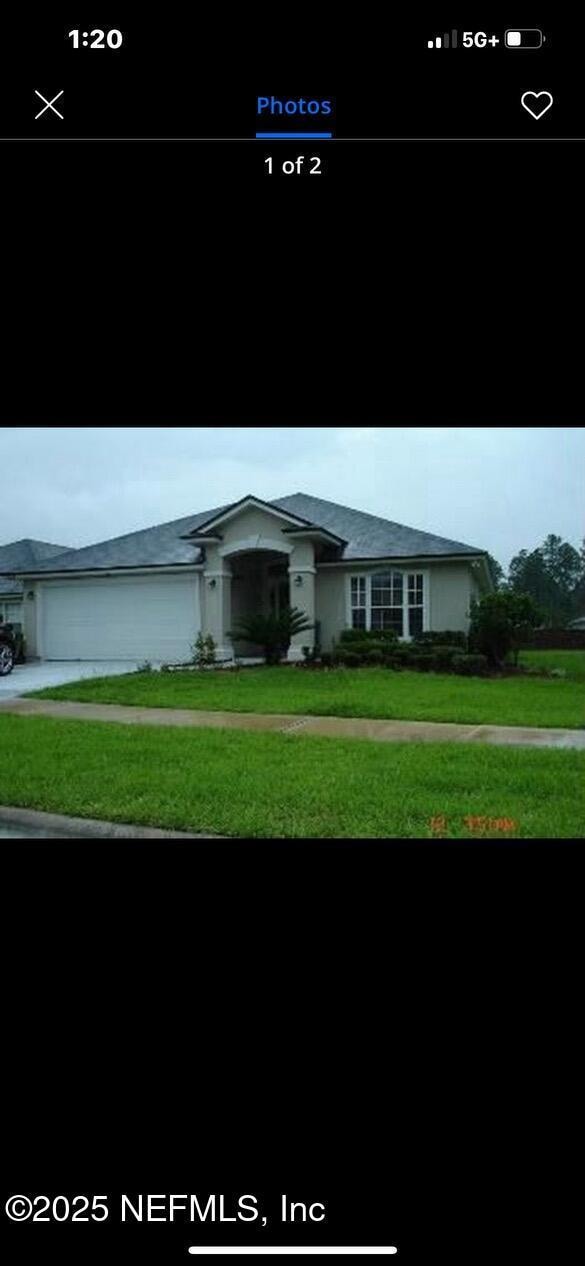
<box><xmin>42</xmin><ymin>575</ymin><xmax>200</xmax><ymax>662</ymax></box>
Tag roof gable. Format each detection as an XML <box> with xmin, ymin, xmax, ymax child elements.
<box><xmin>183</xmin><ymin>495</ymin><xmax>316</xmax><ymax>538</ymax></box>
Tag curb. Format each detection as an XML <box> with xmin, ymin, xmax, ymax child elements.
<box><xmin>0</xmin><ymin>805</ymin><xmax>222</xmax><ymax>840</ymax></box>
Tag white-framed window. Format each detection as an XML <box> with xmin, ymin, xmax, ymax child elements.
<box><xmin>350</xmin><ymin>577</ymin><xmax>367</xmax><ymax>629</ymax></box>
<box><xmin>0</xmin><ymin>600</ymin><xmax>23</xmax><ymax>632</ymax></box>
<box><xmin>371</xmin><ymin>571</ymin><xmax>404</xmax><ymax>636</ymax></box>
<box><xmin>349</xmin><ymin>571</ymin><xmax>427</xmax><ymax>640</ymax></box>
<box><xmin>408</xmin><ymin>573</ymin><xmax>425</xmax><ymax>640</ymax></box>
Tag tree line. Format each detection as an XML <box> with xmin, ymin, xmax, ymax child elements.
<box><xmin>486</xmin><ymin>534</ymin><xmax>585</xmax><ymax>626</ymax></box>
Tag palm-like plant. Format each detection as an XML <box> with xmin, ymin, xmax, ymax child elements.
<box><xmin>229</xmin><ymin>606</ymin><xmax>315</xmax><ymax>665</ymax></box>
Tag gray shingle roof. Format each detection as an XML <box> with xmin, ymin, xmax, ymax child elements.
<box><xmin>274</xmin><ymin>494</ymin><xmax>486</xmax><ymax>560</ymax></box>
<box><xmin>11</xmin><ymin>495</ymin><xmax>485</xmax><ymax>577</ymax></box>
<box><xmin>0</xmin><ymin>539</ymin><xmax>72</xmax><ymax>595</ymax></box>
<box><xmin>0</xmin><ymin>539</ymin><xmax>72</xmax><ymax>568</ymax></box>
<box><xmin>12</xmin><ymin>509</ymin><xmax>228</xmax><ymax>575</ymax></box>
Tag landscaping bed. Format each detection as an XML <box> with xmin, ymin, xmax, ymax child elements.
<box><xmin>0</xmin><ymin>714</ymin><xmax>583</xmax><ymax>838</ymax></box>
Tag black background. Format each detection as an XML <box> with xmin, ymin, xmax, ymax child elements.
<box><xmin>2</xmin><ymin>13</ymin><xmax>583</xmax><ymax>422</ymax></box>
<box><xmin>1</xmin><ymin>9</ymin><xmax>583</xmax><ymax>1265</ymax></box>
<box><xmin>3</xmin><ymin>841</ymin><xmax>581</xmax><ymax>1263</ymax></box>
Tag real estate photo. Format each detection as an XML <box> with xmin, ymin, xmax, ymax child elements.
<box><xmin>0</xmin><ymin>425</ymin><xmax>583</xmax><ymax>840</ymax></box>
<box><xmin>4</xmin><ymin>492</ymin><xmax>493</xmax><ymax>664</ymax></box>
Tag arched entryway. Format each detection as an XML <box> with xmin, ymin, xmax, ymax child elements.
<box><xmin>229</xmin><ymin>549</ymin><xmax>292</xmax><ymax>660</ymax></box>
<box><xmin>200</xmin><ymin>514</ymin><xmax>317</xmax><ymax>662</ymax></box>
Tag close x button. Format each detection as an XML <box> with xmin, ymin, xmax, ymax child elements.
<box><xmin>34</xmin><ymin>90</ymin><xmax>64</xmax><ymax>120</ymax></box>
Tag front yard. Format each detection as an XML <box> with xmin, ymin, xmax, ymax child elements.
<box><xmin>519</xmin><ymin>649</ymin><xmax>585</xmax><ymax>680</ymax></box>
<box><xmin>1</xmin><ymin>714</ymin><xmax>583</xmax><ymax>838</ymax></box>
<box><xmin>29</xmin><ymin>652</ymin><xmax>585</xmax><ymax>729</ymax></box>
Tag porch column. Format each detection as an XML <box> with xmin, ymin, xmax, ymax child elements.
<box><xmin>288</xmin><ymin>543</ymin><xmax>317</xmax><ymax>663</ymax></box>
<box><xmin>203</xmin><ymin>563</ymin><xmax>233</xmax><ymax>661</ymax></box>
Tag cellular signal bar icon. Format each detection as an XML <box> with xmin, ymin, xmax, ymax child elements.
<box><xmin>428</xmin><ymin>30</ymin><xmax>458</xmax><ymax>49</ymax></box>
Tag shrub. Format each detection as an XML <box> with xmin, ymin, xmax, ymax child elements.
<box><xmin>339</xmin><ymin>628</ymin><xmax>398</xmax><ymax>647</ymax></box>
<box><xmin>339</xmin><ymin>640</ymin><xmax>386</xmax><ymax>659</ymax></box>
<box><xmin>390</xmin><ymin>647</ymin><xmax>416</xmax><ymax>668</ymax></box>
<box><xmin>320</xmin><ymin>652</ymin><xmax>333</xmax><ymax>668</ymax></box>
<box><xmin>366</xmin><ymin>649</ymin><xmax>384</xmax><ymax>665</ymax></box>
<box><xmin>452</xmin><ymin>653</ymin><xmax>489</xmax><ymax>677</ymax></box>
<box><xmin>414</xmin><ymin>630</ymin><xmax>468</xmax><ymax>650</ymax></box>
<box><xmin>409</xmin><ymin>653</ymin><xmax>435</xmax><ymax>672</ymax></box>
<box><xmin>192</xmin><ymin>632</ymin><xmax>217</xmax><ymax>667</ymax></box>
<box><xmin>339</xmin><ymin>628</ymin><xmax>368</xmax><ymax>645</ymax></box>
<box><xmin>469</xmin><ymin>593</ymin><xmax>542</xmax><ymax>667</ymax></box>
<box><xmin>230</xmin><ymin>607</ymin><xmax>314</xmax><ymax>665</ymax></box>
<box><xmin>430</xmin><ymin>645</ymin><xmax>464</xmax><ymax>671</ymax></box>
<box><xmin>337</xmin><ymin>650</ymin><xmax>362</xmax><ymax>668</ymax></box>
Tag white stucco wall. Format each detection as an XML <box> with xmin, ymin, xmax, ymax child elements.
<box><xmin>315</xmin><ymin>561</ymin><xmax>477</xmax><ymax>647</ymax></box>
<box><xmin>428</xmin><ymin>563</ymin><xmax>476</xmax><ymax>631</ymax></box>
<box><xmin>316</xmin><ymin>570</ymin><xmax>349</xmax><ymax>650</ymax></box>
<box><xmin>217</xmin><ymin>508</ymin><xmax>296</xmax><ymax>558</ymax></box>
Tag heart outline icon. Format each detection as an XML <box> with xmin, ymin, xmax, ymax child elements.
<box><xmin>521</xmin><ymin>91</ymin><xmax>553</xmax><ymax>120</ymax></box>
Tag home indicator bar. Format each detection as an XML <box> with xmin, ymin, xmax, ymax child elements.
<box><xmin>187</xmin><ymin>1250</ymin><xmax>399</xmax><ymax>1257</ymax></box>
<box><xmin>256</xmin><ymin>132</ymin><xmax>333</xmax><ymax>139</ymax></box>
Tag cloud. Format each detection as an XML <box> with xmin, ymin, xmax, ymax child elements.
<box><xmin>1</xmin><ymin>425</ymin><xmax>583</xmax><ymax>567</ymax></box>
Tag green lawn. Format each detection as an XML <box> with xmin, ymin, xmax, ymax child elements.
<box><xmin>519</xmin><ymin>649</ymin><xmax>585</xmax><ymax>680</ymax></box>
<box><xmin>30</xmin><ymin>662</ymin><xmax>585</xmax><ymax>729</ymax></box>
<box><xmin>0</xmin><ymin>715</ymin><xmax>583</xmax><ymax>838</ymax></box>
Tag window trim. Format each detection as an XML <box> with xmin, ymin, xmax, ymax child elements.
<box><xmin>347</xmin><ymin>570</ymin><xmax>429</xmax><ymax>641</ymax></box>
<box><xmin>0</xmin><ymin>599</ymin><xmax>24</xmax><ymax>633</ymax></box>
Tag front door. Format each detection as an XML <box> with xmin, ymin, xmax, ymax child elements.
<box><xmin>269</xmin><ymin>578</ymin><xmax>290</xmax><ymax>617</ymax></box>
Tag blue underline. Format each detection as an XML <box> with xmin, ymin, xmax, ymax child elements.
<box><xmin>255</xmin><ymin>131</ymin><xmax>333</xmax><ymax>139</ymax></box>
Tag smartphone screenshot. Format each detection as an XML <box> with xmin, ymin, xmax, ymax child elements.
<box><xmin>1</xmin><ymin>14</ymin><xmax>583</xmax><ymax>1266</ymax></box>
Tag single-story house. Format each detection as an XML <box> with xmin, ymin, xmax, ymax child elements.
<box><xmin>0</xmin><ymin>539</ymin><xmax>72</xmax><ymax>633</ymax></box>
<box><xmin>11</xmin><ymin>494</ymin><xmax>493</xmax><ymax>663</ymax></box>
<box><xmin>568</xmin><ymin>616</ymin><xmax>585</xmax><ymax>631</ymax></box>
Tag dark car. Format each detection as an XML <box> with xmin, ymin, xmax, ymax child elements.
<box><xmin>0</xmin><ymin>624</ymin><xmax>16</xmax><ymax>676</ymax></box>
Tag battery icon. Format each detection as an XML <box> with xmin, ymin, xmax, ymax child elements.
<box><xmin>505</xmin><ymin>29</ymin><xmax>544</xmax><ymax>48</ymax></box>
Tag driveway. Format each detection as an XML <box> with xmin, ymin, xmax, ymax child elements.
<box><xmin>0</xmin><ymin>822</ymin><xmax>69</xmax><ymax>838</ymax></box>
<box><xmin>0</xmin><ymin>660</ymin><xmax>142</xmax><ymax>700</ymax></box>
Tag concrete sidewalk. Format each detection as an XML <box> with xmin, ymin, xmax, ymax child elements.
<box><xmin>0</xmin><ymin>805</ymin><xmax>219</xmax><ymax>839</ymax></box>
<box><xmin>1</xmin><ymin>696</ymin><xmax>584</xmax><ymax>749</ymax></box>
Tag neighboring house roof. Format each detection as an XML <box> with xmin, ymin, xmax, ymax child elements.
<box><xmin>0</xmin><ymin>538</ymin><xmax>72</xmax><ymax>596</ymax></box>
<box><xmin>11</xmin><ymin>495</ymin><xmax>487</xmax><ymax>577</ymax></box>
<box><xmin>568</xmin><ymin>616</ymin><xmax>585</xmax><ymax>630</ymax></box>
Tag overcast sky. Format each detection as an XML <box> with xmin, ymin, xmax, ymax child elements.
<box><xmin>1</xmin><ymin>426</ymin><xmax>583</xmax><ymax>568</ymax></box>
